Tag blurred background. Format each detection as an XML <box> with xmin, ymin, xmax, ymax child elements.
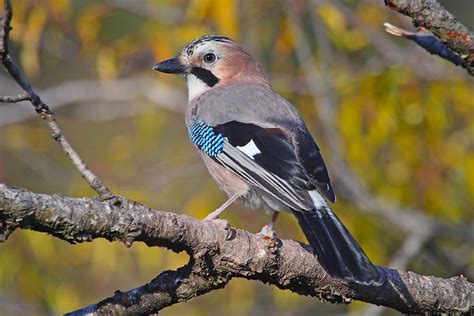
<box><xmin>0</xmin><ymin>0</ymin><xmax>473</xmax><ymax>315</ymax></box>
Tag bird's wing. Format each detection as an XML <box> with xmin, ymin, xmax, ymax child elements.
<box><xmin>191</xmin><ymin>84</ymin><xmax>335</xmax><ymax>204</ymax></box>
<box><xmin>188</xmin><ymin>118</ymin><xmax>335</xmax><ymax>211</ymax></box>
<box><xmin>215</xmin><ymin>120</ymin><xmax>335</xmax><ymax>203</ymax></box>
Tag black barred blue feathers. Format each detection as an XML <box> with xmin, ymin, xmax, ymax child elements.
<box><xmin>188</xmin><ymin>120</ymin><xmax>225</xmax><ymax>157</ymax></box>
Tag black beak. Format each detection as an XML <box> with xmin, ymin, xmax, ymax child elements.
<box><xmin>153</xmin><ymin>58</ymin><xmax>187</xmax><ymax>74</ymax></box>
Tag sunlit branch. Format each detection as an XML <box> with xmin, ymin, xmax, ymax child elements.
<box><xmin>384</xmin><ymin>23</ymin><xmax>469</xmax><ymax>73</ymax></box>
<box><xmin>1</xmin><ymin>183</ymin><xmax>472</xmax><ymax>315</ymax></box>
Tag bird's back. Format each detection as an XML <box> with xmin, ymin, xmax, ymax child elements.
<box><xmin>187</xmin><ymin>83</ymin><xmax>305</xmax><ymax>130</ymax></box>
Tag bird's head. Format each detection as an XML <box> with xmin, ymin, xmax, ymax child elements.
<box><xmin>154</xmin><ymin>35</ymin><xmax>270</xmax><ymax>101</ymax></box>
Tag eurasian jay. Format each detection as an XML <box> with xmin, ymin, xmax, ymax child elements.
<box><xmin>153</xmin><ymin>35</ymin><xmax>382</xmax><ymax>286</ymax></box>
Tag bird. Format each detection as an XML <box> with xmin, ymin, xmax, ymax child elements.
<box><xmin>153</xmin><ymin>35</ymin><xmax>383</xmax><ymax>286</ymax></box>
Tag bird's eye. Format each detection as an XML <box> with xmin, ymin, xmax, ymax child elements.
<box><xmin>203</xmin><ymin>53</ymin><xmax>216</xmax><ymax>63</ymax></box>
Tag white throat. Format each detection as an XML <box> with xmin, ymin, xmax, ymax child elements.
<box><xmin>186</xmin><ymin>74</ymin><xmax>212</xmax><ymax>102</ymax></box>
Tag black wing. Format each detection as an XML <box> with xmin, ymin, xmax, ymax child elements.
<box><xmin>214</xmin><ymin>121</ymin><xmax>335</xmax><ymax>203</ymax></box>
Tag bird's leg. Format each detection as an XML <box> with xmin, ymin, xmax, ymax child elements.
<box><xmin>257</xmin><ymin>211</ymin><xmax>280</xmax><ymax>239</ymax></box>
<box><xmin>204</xmin><ymin>193</ymin><xmax>241</xmax><ymax>221</ymax></box>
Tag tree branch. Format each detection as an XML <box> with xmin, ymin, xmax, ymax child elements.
<box><xmin>0</xmin><ymin>183</ymin><xmax>472</xmax><ymax>314</ymax></box>
<box><xmin>384</xmin><ymin>0</ymin><xmax>474</xmax><ymax>75</ymax></box>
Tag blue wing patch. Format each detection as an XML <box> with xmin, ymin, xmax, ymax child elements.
<box><xmin>188</xmin><ymin>120</ymin><xmax>225</xmax><ymax>157</ymax></box>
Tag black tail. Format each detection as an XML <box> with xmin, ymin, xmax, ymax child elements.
<box><xmin>293</xmin><ymin>207</ymin><xmax>383</xmax><ymax>286</ymax></box>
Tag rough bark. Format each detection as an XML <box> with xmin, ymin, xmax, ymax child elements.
<box><xmin>1</xmin><ymin>184</ymin><xmax>472</xmax><ymax>315</ymax></box>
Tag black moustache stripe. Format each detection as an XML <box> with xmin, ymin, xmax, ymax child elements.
<box><xmin>191</xmin><ymin>67</ymin><xmax>219</xmax><ymax>87</ymax></box>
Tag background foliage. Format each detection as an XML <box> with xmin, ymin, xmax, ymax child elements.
<box><xmin>0</xmin><ymin>0</ymin><xmax>472</xmax><ymax>315</ymax></box>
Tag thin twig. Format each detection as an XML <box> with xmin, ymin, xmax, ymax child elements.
<box><xmin>0</xmin><ymin>0</ymin><xmax>113</xmax><ymax>199</ymax></box>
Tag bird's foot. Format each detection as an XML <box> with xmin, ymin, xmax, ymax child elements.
<box><xmin>257</xmin><ymin>224</ymin><xmax>276</xmax><ymax>240</ymax></box>
<box><xmin>257</xmin><ymin>223</ymin><xmax>279</xmax><ymax>254</ymax></box>
<box><xmin>257</xmin><ymin>211</ymin><xmax>279</xmax><ymax>240</ymax></box>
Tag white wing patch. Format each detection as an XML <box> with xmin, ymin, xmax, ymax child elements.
<box><xmin>309</xmin><ymin>190</ymin><xmax>328</xmax><ymax>209</ymax></box>
<box><xmin>237</xmin><ymin>140</ymin><xmax>261</xmax><ymax>159</ymax></box>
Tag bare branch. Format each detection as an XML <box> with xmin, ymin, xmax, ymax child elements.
<box><xmin>384</xmin><ymin>23</ymin><xmax>469</xmax><ymax>72</ymax></box>
<box><xmin>0</xmin><ymin>0</ymin><xmax>113</xmax><ymax>199</ymax></box>
<box><xmin>66</xmin><ymin>261</ymin><xmax>229</xmax><ymax>316</ymax></box>
<box><xmin>384</xmin><ymin>0</ymin><xmax>474</xmax><ymax>75</ymax></box>
<box><xmin>0</xmin><ymin>183</ymin><xmax>472</xmax><ymax>314</ymax></box>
